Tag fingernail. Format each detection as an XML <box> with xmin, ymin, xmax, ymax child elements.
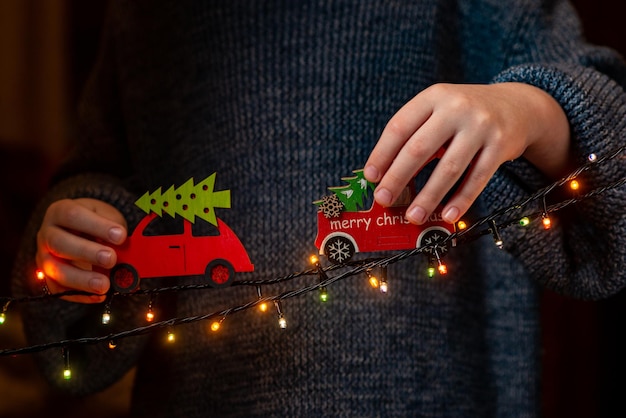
<box><xmin>363</xmin><ymin>165</ymin><xmax>380</xmax><ymax>182</ymax></box>
<box><xmin>109</xmin><ymin>227</ymin><xmax>123</xmax><ymax>244</ymax></box>
<box><xmin>89</xmin><ymin>277</ymin><xmax>106</xmax><ymax>294</ymax></box>
<box><xmin>374</xmin><ymin>187</ymin><xmax>393</xmax><ymax>206</ymax></box>
<box><xmin>407</xmin><ymin>206</ymin><xmax>427</xmax><ymax>224</ymax></box>
<box><xmin>443</xmin><ymin>206</ymin><xmax>460</xmax><ymax>223</ymax></box>
<box><xmin>97</xmin><ymin>250</ymin><xmax>112</xmax><ymax>266</ymax></box>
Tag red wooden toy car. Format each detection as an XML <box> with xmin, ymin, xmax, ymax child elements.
<box><xmin>314</xmin><ymin>171</ymin><xmax>455</xmax><ymax>264</ymax></box>
<box><xmin>108</xmin><ymin>212</ymin><xmax>254</xmax><ymax>293</ymax></box>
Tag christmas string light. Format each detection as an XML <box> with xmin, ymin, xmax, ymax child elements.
<box><xmin>146</xmin><ymin>295</ymin><xmax>156</xmax><ymax>322</ymax></box>
<box><xmin>0</xmin><ymin>301</ymin><xmax>9</xmax><ymax>325</ymax></box>
<box><xmin>274</xmin><ymin>301</ymin><xmax>287</xmax><ymax>329</ymax></box>
<box><xmin>378</xmin><ymin>265</ymin><xmax>389</xmax><ymax>293</ymax></box>
<box><xmin>311</xmin><ymin>254</ymin><xmax>329</xmax><ymax>302</ymax></box>
<box><xmin>256</xmin><ymin>286</ymin><xmax>268</xmax><ymax>312</ymax></box>
<box><xmin>0</xmin><ymin>146</ymin><xmax>623</xmax><ymax>359</ymax></box>
<box><xmin>62</xmin><ymin>347</ymin><xmax>71</xmax><ymax>380</ymax></box>
<box><xmin>488</xmin><ymin>220</ymin><xmax>504</xmax><ymax>249</ymax></box>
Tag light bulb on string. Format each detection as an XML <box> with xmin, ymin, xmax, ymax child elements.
<box><xmin>62</xmin><ymin>347</ymin><xmax>71</xmax><ymax>380</ymax></box>
<box><xmin>457</xmin><ymin>220</ymin><xmax>467</xmax><ymax>231</ymax></box>
<box><xmin>379</xmin><ymin>265</ymin><xmax>388</xmax><ymax>293</ymax></box>
<box><xmin>311</xmin><ymin>253</ymin><xmax>329</xmax><ymax>302</ymax></box>
<box><xmin>427</xmin><ymin>265</ymin><xmax>436</xmax><ymax>278</ymax></box>
<box><xmin>319</xmin><ymin>286</ymin><xmax>328</xmax><ymax>303</ymax></box>
<box><xmin>35</xmin><ymin>269</ymin><xmax>50</xmax><ymax>295</ymax></box>
<box><xmin>210</xmin><ymin>317</ymin><xmax>225</xmax><ymax>332</ymax></box>
<box><xmin>108</xmin><ymin>340</ymin><xmax>117</xmax><ymax>350</ymax></box>
<box><xmin>0</xmin><ymin>301</ymin><xmax>10</xmax><ymax>325</ymax></box>
<box><xmin>433</xmin><ymin>247</ymin><xmax>448</xmax><ymax>275</ymax></box>
<box><xmin>488</xmin><ymin>220</ymin><xmax>503</xmax><ymax>249</ymax></box>
<box><xmin>274</xmin><ymin>301</ymin><xmax>287</xmax><ymax>329</ymax></box>
<box><xmin>146</xmin><ymin>295</ymin><xmax>155</xmax><ymax>322</ymax></box>
<box><xmin>366</xmin><ymin>269</ymin><xmax>379</xmax><ymax>288</ymax></box>
<box><xmin>541</xmin><ymin>196</ymin><xmax>552</xmax><ymax>230</ymax></box>
<box><xmin>570</xmin><ymin>179</ymin><xmax>580</xmax><ymax>191</ymax></box>
<box><xmin>519</xmin><ymin>217</ymin><xmax>530</xmax><ymax>227</ymax></box>
<box><xmin>101</xmin><ymin>297</ymin><xmax>112</xmax><ymax>325</ymax></box>
<box><xmin>167</xmin><ymin>327</ymin><xmax>176</xmax><ymax>343</ymax></box>
<box><xmin>256</xmin><ymin>286</ymin><xmax>268</xmax><ymax>312</ymax></box>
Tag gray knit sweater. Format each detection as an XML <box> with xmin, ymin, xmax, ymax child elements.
<box><xmin>12</xmin><ymin>0</ymin><xmax>626</xmax><ymax>417</ymax></box>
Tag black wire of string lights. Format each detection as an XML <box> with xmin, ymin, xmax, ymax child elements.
<box><xmin>0</xmin><ymin>145</ymin><xmax>624</xmax><ymax>360</ymax></box>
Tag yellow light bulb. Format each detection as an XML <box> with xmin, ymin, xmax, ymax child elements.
<box><xmin>259</xmin><ymin>302</ymin><xmax>268</xmax><ymax>312</ymax></box>
<box><xmin>369</xmin><ymin>275</ymin><xmax>379</xmax><ymax>288</ymax></box>
<box><xmin>542</xmin><ymin>216</ymin><xmax>552</xmax><ymax>230</ymax></box>
<box><xmin>210</xmin><ymin>321</ymin><xmax>221</xmax><ymax>332</ymax></box>
<box><xmin>146</xmin><ymin>311</ymin><xmax>155</xmax><ymax>322</ymax></box>
<box><xmin>570</xmin><ymin>180</ymin><xmax>580</xmax><ymax>191</ymax></box>
<box><xmin>108</xmin><ymin>340</ymin><xmax>117</xmax><ymax>349</ymax></box>
<box><xmin>457</xmin><ymin>220</ymin><xmax>467</xmax><ymax>230</ymax></box>
<box><xmin>35</xmin><ymin>269</ymin><xmax>46</xmax><ymax>281</ymax></box>
<box><xmin>310</xmin><ymin>254</ymin><xmax>319</xmax><ymax>265</ymax></box>
<box><xmin>63</xmin><ymin>369</ymin><xmax>72</xmax><ymax>380</ymax></box>
<box><xmin>167</xmin><ymin>331</ymin><xmax>175</xmax><ymax>343</ymax></box>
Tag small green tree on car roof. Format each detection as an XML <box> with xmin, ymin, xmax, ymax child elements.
<box><xmin>314</xmin><ymin>169</ymin><xmax>376</xmax><ymax>218</ymax></box>
<box><xmin>134</xmin><ymin>173</ymin><xmax>231</xmax><ymax>225</ymax></box>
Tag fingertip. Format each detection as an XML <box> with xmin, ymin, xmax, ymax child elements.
<box><xmin>374</xmin><ymin>187</ymin><xmax>393</xmax><ymax>207</ymax></box>
<box><xmin>442</xmin><ymin>206</ymin><xmax>460</xmax><ymax>224</ymax></box>
<box><xmin>108</xmin><ymin>227</ymin><xmax>126</xmax><ymax>245</ymax></box>
<box><xmin>88</xmin><ymin>275</ymin><xmax>110</xmax><ymax>295</ymax></box>
<box><xmin>363</xmin><ymin>164</ymin><xmax>380</xmax><ymax>183</ymax></box>
<box><xmin>406</xmin><ymin>206</ymin><xmax>427</xmax><ymax>225</ymax></box>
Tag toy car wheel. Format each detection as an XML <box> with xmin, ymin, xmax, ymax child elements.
<box><xmin>110</xmin><ymin>263</ymin><xmax>140</xmax><ymax>293</ymax></box>
<box><xmin>205</xmin><ymin>259</ymin><xmax>235</xmax><ymax>288</ymax></box>
<box><xmin>418</xmin><ymin>227</ymin><xmax>451</xmax><ymax>255</ymax></box>
<box><xmin>324</xmin><ymin>235</ymin><xmax>356</xmax><ymax>264</ymax></box>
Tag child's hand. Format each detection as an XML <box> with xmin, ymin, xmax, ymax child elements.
<box><xmin>36</xmin><ymin>198</ymin><xmax>127</xmax><ymax>303</ymax></box>
<box><xmin>364</xmin><ymin>82</ymin><xmax>570</xmax><ymax>224</ymax></box>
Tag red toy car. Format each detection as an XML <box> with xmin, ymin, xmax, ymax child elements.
<box><xmin>315</xmin><ymin>182</ymin><xmax>455</xmax><ymax>264</ymax></box>
<box><xmin>107</xmin><ymin>212</ymin><xmax>254</xmax><ymax>293</ymax></box>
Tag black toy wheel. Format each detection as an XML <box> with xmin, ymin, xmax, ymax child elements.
<box><xmin>418</xmin><ymin>227</ymin><xmax>451</xmax><ymax>255</ymax></box>
<box><xmin>205</xmin><ymin>259</ymin><xmax>235</xmax><ymax>288</ymax></box>
<box><xmin>110</xmin><ymin>263</ymin><xmax>140</xmax><ymax>293</ymax></box>
<box><xmin>324</xmin><ymin>235</ymin><xmax>356</xmax><ymax>264</ymax></box>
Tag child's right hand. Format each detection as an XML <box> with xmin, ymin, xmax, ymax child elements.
<box><xmin>35</xmin><ymin>198</ymin><xmax>128</xmax><ymax>303</ymax></box>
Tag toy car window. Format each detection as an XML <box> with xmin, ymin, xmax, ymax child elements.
<box><xmin>391</xmin><ymin>186</ymin><xmax>412</xmax><ymax>207</ymax></box>
<box><xmin>143</xmin><ymin>216</ymin><xmax>184</xmax><ymax>236</ymax></box>
<box><xmin>191</xmin><ymin>220</ymin><xmax>220</xmax><ymax>237</ymax></box>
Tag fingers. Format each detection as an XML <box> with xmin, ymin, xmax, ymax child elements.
<box><xmin>365</xmin><ymin>83</ymin><xmax>544</xmax><ymax>225</ymax></box>
<box><xmin>365</xmin><ymin>93</ymin><xmax>451</xmax><ymax>207</ymax></box>
<box><xmin>36</xmin><ymin>198</ymin><xmax>127</xmax><ymax>303</ymax></box>
<box><xmin>37</xmin><ymin>252</ymin><xmax>109</xmax><ymax>303</ymax></box>
<box><xmin>404</xmin><ymin>131</ymin><xmax>481</xmax><ymax>224</ymax></box>
<box><xmin>45</xmin><ymin>199</ymin><xmax>127</xmax><ymax>245</ymax></box>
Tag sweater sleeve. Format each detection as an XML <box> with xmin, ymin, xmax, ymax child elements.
<box><xmin>10</xmin><ymin>5</ymin><xmax>148</xmax><ymax>395</ymax></box>
<box><xmin>466</xmin><ymin>0</ymin><xmax>626</xmax><ymax>298</ymax></box>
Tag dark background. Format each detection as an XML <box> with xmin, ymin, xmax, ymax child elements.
<box><xmin>0</xmin><ymin>1</ymin><xmax>624</xmax><ymax>417</ymax></box>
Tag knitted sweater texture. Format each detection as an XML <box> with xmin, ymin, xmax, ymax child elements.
<box><xmin>12</xmin><ymin>1</ymin><xmax>626</xmax><ymax>417</ymax></box>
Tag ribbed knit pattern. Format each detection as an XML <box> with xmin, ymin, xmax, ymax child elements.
<box><xmin>12</xmin><ymin>1</ymin><xmax>626</xmax><ymax>417</ymax></box>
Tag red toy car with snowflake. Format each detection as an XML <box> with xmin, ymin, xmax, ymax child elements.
<box><xmin>106</xmin><ymin>174</ymin><xmax>254</xmax><ymax>293</ymax></box>
<box><xmin>314</xmin><ymin>169</ymin><xmax>455</xmax><ymax>264</ymax></box>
